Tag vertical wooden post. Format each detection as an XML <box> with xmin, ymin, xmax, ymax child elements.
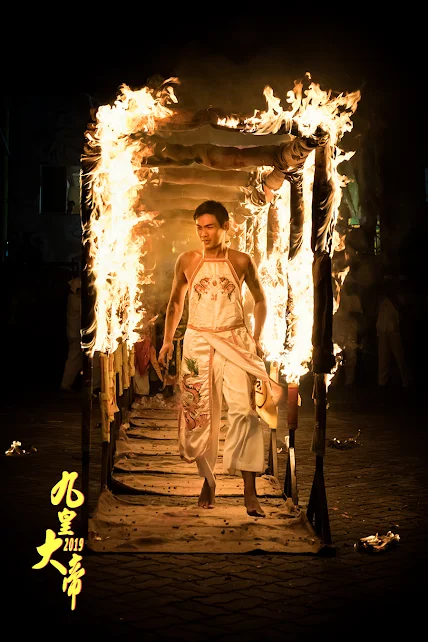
<box><xmin>99</xmin><ymin>352</ymin><xmax>110</xmax><ymax>490</ymax></box>
<box><xmin>129</xmin><ymin>344</ymin><xmax>136</xmax><ymax>406</ymax></box>
<box><xmin>307</xmin><ymin>141</ymin><xmax>337</xmax><ymax>551</ymax></box>
<box><xmin>284</xmin><ymin>381</ymin><xmax>299</xmax><ymax>504</ymax></box>
<box><xmin>267</xmin><ymin>362</ymin><xmax>279</xmax><ymax>479</ymax></box>
<box><xmin>307</xmin><ymin>373</ymin><xmax>332</xmax><ymax>546</ymax></box>
<box><xmin>80</xmin><ymin>153</ymin><xmax>96</xmax><ymax>539</ymax></box>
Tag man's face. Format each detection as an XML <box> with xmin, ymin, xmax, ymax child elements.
<box><xmin>195</xmin><ymin>214</ymin><xmax>228</xmax><ymax>250</ymax></box>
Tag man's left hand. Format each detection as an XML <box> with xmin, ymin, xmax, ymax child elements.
<box><xmin>255</xmin><ymin>341</ymin><xmax>264</xmax><ymax>359</ymax></box>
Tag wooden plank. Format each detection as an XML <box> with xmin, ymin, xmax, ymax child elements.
<box><xmin>129</xmin><ymin>409</ymin><xmax>228</xmax><ymax>421</ymax></box>
<box><xmin>124</xmin><ymin>428</ymin><xmax>226</xmax><ymax>441</ymax></box>
<box><xmin>126</xmin><ymin>428</ymin><xmax>179</xmax><ymax>440</ymax></box>
<box><xmin>111</xmin><ymin>472</ymin><xmax>282</xmax><ymax>497</ymax></box>
<box><xmin>129</xmin><ymin>410</ymin><xmax>178</xmax><ymax>420</ymax></box>
<box><xmin>128</xmin><ymin>418</ymin><xmax>178</xmax><ymax>428</ymax></box>
<box><xmin>114</xmin><ymin>453</ymin><xmax>222</xmax><ymax>474</ymax></box>
<box><xmin>115</xmin><ymin>440</ymin><xmax>225</xmax><ymax>456</ymax></box>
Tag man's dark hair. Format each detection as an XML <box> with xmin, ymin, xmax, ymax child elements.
<box><xmin>193</xmin><ymin>200</ymin><xmax>229</xmax><ymax>226</ymax></box>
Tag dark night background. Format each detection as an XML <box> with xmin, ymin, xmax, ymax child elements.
<box><xmin>1</xmin><ymin>14</ymin><xmax>426</xmax><ymax>391</ymax></box>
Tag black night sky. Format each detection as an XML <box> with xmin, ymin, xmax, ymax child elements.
<box><xmin>6</xmin><ymin>12</ymin><xmax>426</xmax><ymax>222</ymax></box>
<box><xmin>2</xmin><ymin>13</ymin><xmax>427</xmax><ymax>281</ymax></box>
<box><xmin>5</xmin><ymin>15</ymin><xmax>425</xmax><ymax>108</ymax></box>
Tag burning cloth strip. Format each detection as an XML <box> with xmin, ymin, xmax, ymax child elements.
<box><xmin>356</xmin><ymin>531</ymin><xmax>400</xmax><ymax>553</ymax></box>
<box><xmin>5</xmin><ymin>441</ymin><xmax>37</xmax><ymax>456</ymax></box>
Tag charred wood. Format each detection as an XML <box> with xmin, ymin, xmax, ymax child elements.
<box><xmin>311</xmin><ymin>252</ymin><xmax>335</xmax><ymax>374</ymax></box>
<box><xmin>311</xmin><ymin>144</ymin><xmax>336</xmax><ymax>255</ymax></box>
<box><xmin>289</xmin><ymin>174</ymin><xmax>305</xmax><ymax>261</ymax></box>
<box><xmin>263</xmin><ymin>128</ymin><xmax>329</xmax><ymax>192</ymax></box>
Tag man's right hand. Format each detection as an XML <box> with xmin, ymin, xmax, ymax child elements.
<box><xmin>158</xmin><ymin>341</ymin><xmax>174</xmax><ymax>369</ymax></box>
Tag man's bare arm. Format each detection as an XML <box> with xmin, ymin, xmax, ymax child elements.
<box><xmin>159</xmin><ymin>254</ymin><xmax>188</xmax><ymax>366</ymax></box>
<box><xmin>244</xmin><ymin>256</ymin><xmax>267</xmax><ymax>343</ymax></box>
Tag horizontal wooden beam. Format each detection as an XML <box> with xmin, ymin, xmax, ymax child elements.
<box><xmin>156</xmin><ymin>106</ymin><xmax>300</xmax><ymax>137</ymax></box>
<box><xmin>143</xmin><ymin>184</ymin><xmax>243</xmax><ymax>202</ymax></box>
<box><xmin>143</xmin><ymin>198</ymin><xmax>240</xmax><ymax>212</ymax></box>
<box><xmin>146</xmin><ymin>143</ymin><xmax>277</xmax><ymax>170</ymax></box>
<box><xmin>158</xmin><ymin>168</ymin><xmax>251</xmax><ymax>186</ymax></box>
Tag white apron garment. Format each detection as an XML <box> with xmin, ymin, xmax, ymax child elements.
<box><xmin>178</xmin><ymin>249</ymin><xmax>269</xmax><ymax>486</ymax></box>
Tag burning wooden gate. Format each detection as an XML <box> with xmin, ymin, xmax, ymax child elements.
<box><xmin>80</xmin><ymin>75</ymin><xmax>360</xmax><ymax>553</ymax></box>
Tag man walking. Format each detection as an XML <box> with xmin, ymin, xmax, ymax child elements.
<box><xmin>158</xmin><ymin>200</ymin><xmax>271</xmax><ymax>517</ymax></box>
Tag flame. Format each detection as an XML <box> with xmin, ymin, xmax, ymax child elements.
<box><xmin>85</xmin><ymin>73</ymin><xmax>360</xmax><ymax>391</ymax></box>
<box><xmin>239</xmin><ymin>163</ymin><xmax>314</xmax><ymax>384</ymax></box>
<box><xmin>83</xmin><ymin>80</ymin><xmax>179</xmax><ymax>355</ymax></box>
<box><xmin>217</xmin><ymin>72</ymin><xmax>360</xmax><ymax>146</ymax></box>
<box><xmin>236</xmin><ymin>76</ymin><xmax>360</xmax><ymax>384</ymax></box>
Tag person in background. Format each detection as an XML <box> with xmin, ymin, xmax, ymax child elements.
<box><xmin>66</xmin><ymin>200</ymin><xmax>76</xmax><ymax>215</ymax></box>
<box><xmin>333</xmin><ymin>275</ymin><xmax>363</xmax><ymax>385</ymax></box>
<box><xmin>376</xmin><ymin>276</ymin><xmax>413</xmax><ymax>389</ymax></box>
<box><xmin>60</xmin><ymin>277</ymin><xmax>101</xmax><ymax>393</ymax></box>
<box><xmin>60</xmin><ymin>277</ymin><xmax>82</xmax><ymax>391</ymax></box>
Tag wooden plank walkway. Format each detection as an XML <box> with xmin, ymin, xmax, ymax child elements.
<box><xmin>87</xmin><ymin>401</ymin><xmax>324</xmax><ymax>553</ymax></box>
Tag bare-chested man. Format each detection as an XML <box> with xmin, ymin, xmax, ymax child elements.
<box><xmin>158</xmin><ymin>200</ymin><xmax>271</xmax><ymax>518</ymax></box>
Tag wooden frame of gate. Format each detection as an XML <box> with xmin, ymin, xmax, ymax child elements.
<box><xmin>79</xmin><ymin>78</ymin><xmax>359</xmax><ymax>554</ymax></box>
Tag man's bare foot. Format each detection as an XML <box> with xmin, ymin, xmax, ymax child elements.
<box><xmin>244</xmin><ymin>491</ymin><xmax>266</xmax><ymax>518</ymax></box>
<box><xmin>198</xmin><ymin>478</ymin><xmax>215</xmax><ymax>509</ymax></box>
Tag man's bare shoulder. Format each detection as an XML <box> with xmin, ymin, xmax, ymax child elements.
<box><xmin>228</xmin><ymin>248</ymin><xmax>251</xmax><ymax>267</ymax></box>
<box><xmin>176</xmin><ymin>250</ymin><xmax>201</xmax><ymax>266</ymax></box>
<box><xmin>175</xmin><ymin>250</ymin><xmax>202</xmax><ymax>280</ymax></box>
<box><xmin>228</xmin><ymin>248</ymin><xmax>252</xmax><ymax>273</ymax></box>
